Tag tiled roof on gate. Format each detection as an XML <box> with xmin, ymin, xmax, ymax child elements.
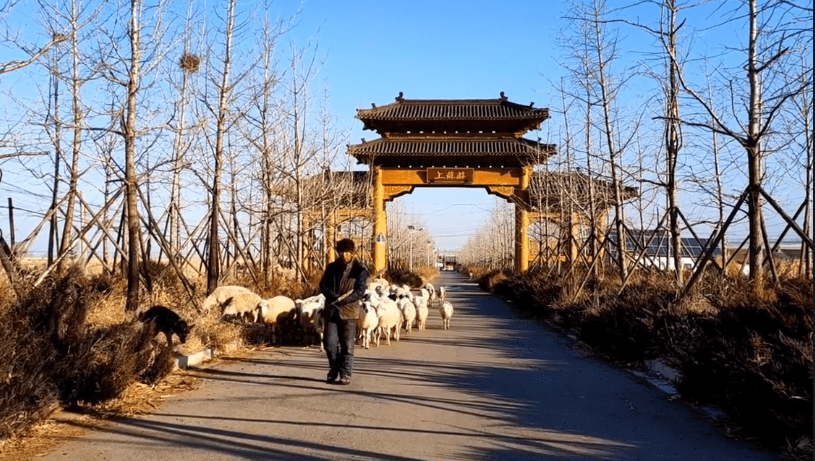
<box><xmin>348</xmin><ymin>136</ymin><xmax>556</xmax><ymax>167</ymax></box>
<box><xmin>357</xmin><ymin>93</ymin><xmax>549</xmax><ymax>134</ymax></box>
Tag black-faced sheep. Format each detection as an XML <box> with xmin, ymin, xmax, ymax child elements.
<box><xmin>373</xmin><ymin>298</ymin><xmax>402</xmax><ymax>346</ymax></box>
<box><xmin>358</xmin><ymin>301</ymin><xmax>380</xmax><ymax>349</ymax></box>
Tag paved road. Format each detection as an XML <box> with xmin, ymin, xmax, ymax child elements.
<box><xmin>38</xmin><ymin>271</ymin><xmax>781</xmax><ymax>460</ymax></box>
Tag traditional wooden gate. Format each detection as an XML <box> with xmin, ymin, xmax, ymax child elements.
<box><xmin>347</xmin><ymin>93</ymin><xmax>556</xmax><ymax>274</ymax></box>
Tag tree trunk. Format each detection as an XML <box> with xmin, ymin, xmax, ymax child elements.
<box><xmin>745</xmin><ymin>0</ymin><xmax>765</xmax><ymax>283</ymax></box>
<box><xmin>58</xmin><ymin>6</ymin><xmax>84</xmax><ymax>271</ymax></box>
<box><xmin>207</xmin><ymin>0</ymin><xmax>236</xmax><ymax>294</ymax></box>
<box><xmin>592</xmin><ymin>5</ymin><xmax>628</xmax><ymax>281</ymax></box>
<box><xmin>124</xmin><ymin>0</ymin><xmax>143</xmax><ymax>312</ymax></box>
<box><xmin>663</xmin><ymin>0</ymin><xmax>683</xmax><ymax>283</ymax></box>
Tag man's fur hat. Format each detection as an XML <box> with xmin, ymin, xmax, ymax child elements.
<box><xmin>336</xmin><ymin>238</ymin><xmax>355</xmax><ymax>252</ymax></box>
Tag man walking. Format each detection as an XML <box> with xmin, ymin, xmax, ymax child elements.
<box><xmin>319</xmin><ymin>238</ymin><xmax>369</xmax><ymax>385</ymax></box>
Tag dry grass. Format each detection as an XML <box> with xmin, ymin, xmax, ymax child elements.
<box><xmin>476</xmin><ymin>265</ymin><xmax>813</xmax><ymax>461</ymax></box>
<box><xmin>0</xmin><ymin>258</ymin><xmax>313</xmax><ymax>449</ymax></box>
<box><xmin>0</xmin><ymin>267</ymin><xmax>166</xmax><ymax>441</ymax></box>
<box><xmin>413</xmin><ymin>265</ymin><xmax>440</xmax><ymax>285</ymax></box>
<box><xmin>0</xmin><ymin>370</ymin><xmax>201</xmax><ymax>460</ymax></box>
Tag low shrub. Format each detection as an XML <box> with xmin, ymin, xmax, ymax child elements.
<box><xmin>0</xmin><ymin>269</ymin><xmax>176</xmax><ymax>441</ymax></box>
<box><xmin>386</xmin><ymin>268</ymin><xmax>424</xmax><ymax>288</ymax></box>
<box><xmin>482</xmin><ymin>265</ymin><xmax>812</xmax><ymax>459</ymax></box>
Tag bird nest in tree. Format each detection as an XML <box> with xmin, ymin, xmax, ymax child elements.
<box><xmin>179</xmin><ymin>53</ymin><xmax>201</xmax><ymax>73</ymax></box>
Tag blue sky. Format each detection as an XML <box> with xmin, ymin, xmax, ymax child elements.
<box><xmin>0</xmin><ymin>0</ymin><xmax>809</xmax><ymax>255</ymax></box>
<box><xmin>281</xmin><ymin>0</ymin><xmax>567</xmax><ymax>251</ymax></box>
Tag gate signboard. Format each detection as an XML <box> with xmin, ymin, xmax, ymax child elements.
<box><xmin>427</xmin><ymin>168</ymin><xmax>474</xmax><ymax>184</ymax></box>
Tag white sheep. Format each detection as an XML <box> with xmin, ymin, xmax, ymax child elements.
<box><xmin>438</xmin><ymin>286</ymin><xmax>447</xmax><ymax>307</ymax></box>
<box><xmin>440</xmin><ymin>301</ymin><xmax>454</xmax><ymax>330</ymax></box>
<box><xmin>418</xmin><ymin>287</ymin><xmax>429</xmax><ymax>300</ymax></box>
<box><xmin>373</xmin><ymin>298</ymin><xmax>402</xmax><ymax>346</ymax></box>
<box><xmin>364</xmin><ymin>281</ymin><xmax>389</xmax><ymax>301</ymax></box>
<box><xmin>222</xmin><ymin>292</ymin><xmax>266</xmax><ymax>323</ymax></box>
<box><xmin>413</xmin><ymin>293</ymin><xmax>429</xmax><ymax>331</ymax></box>
<box><xmin>358</xmin><ymin>301</ymin><xmax>380</xmax><ymax>349</ymax></box>
<box><xmin>202</xmin><ymin>285</ymin><xmax>256</xmax><ymax>317</ymax></box>
<box><xmin>424</xmin><ymin>283</ymin><xmax>436</xmax><ymax>306</ymax></box>
<box><xmin>367</xmin><ymin>278</ymin><xmax>388</xmax><ymax>294</ymax></box>
<box><xmin>260</xmin><ymin>295</ymin><xmax>297</xmax><ymax>344</ymax></box>
<box><xmin>295</xmin><ymin>294</ymin><xmax>325</xmax><ymax>348</ymax></box>
<box><xmin>397</xmin><ymin>296</ymin><xmax>417</xmax><ymax>334</ymax></box>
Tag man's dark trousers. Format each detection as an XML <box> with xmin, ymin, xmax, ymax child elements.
<box><xmin>324</xmin><ymin>309</ymin><xmax>357</xmax><ymax>379</ymax></box>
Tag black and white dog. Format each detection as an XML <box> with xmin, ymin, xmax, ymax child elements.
<box><xmin>138</xmin><ymin>305</ymin><xmax>193</xmax><ymax>347</ymax></box>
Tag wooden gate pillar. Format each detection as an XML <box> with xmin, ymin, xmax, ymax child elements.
<box><xmin>513</xmin><ymin>167</ymin><xmax>532</xmax><ymax>272</ymax></box>
<box><xmin>515</xmin><ymin>204</ymin><xmax>529</xmax><ymax>272</ymax></box>
<box><xmin>325</xmin><ymin>210</ymin><xmax>336</xmax><ymax>266</ymax></box>
<box><xmin>372</xmin><ymin>167</ymin><xmax>387</xmax><ymax>274</ymax></box>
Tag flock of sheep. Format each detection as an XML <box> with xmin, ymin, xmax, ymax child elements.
<box><xmin>203</xmin><ymin>279</ymin><xmax>454</xmax><ymax>350</ymax></box>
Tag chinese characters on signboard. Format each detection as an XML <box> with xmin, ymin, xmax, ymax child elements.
<box><xmin>427</xmin><ymin>168</ymin><xmax>474</xmax><ymax>183</ymax></box>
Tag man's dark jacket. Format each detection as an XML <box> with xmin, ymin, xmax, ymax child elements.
<box><xmin>319</xmin><ymin>258</ymin><xmax>369</xmax><ymax>320</ymax></box>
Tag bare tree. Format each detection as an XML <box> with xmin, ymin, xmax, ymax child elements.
<box><xmin>122</xmin><ymin>0</ymin><xmax>145</xmax><ymax>311</ymax></box>
<box><xmin>275</xmin><ymin>41</ymin><xmax>324</xmax><ymax>278</ymax></box>
<box><xmin>87</xmin><ymin>0</ymin><xmax>175</xmax><ymax>310</ymax></box>
<box><xmin>782</xmin><ymin>54</ymin><xmax>813</xmax><ymax>278</ymax></box>
<box><xmin>45</xmin><ymin>43</ymin><xmax>64</xmax><ymax>266</ymax></box>
<box><xmin>240</xmin><ymin>9</ymin><xmax>289</xmax><ymax>283</ymax></box>
<box><xmin>668</xmin><ymin>0</ymin><xmax>811</xmax><ymax>285</ymax></box>
<box><xmin>0</xmin><ymin>2</ymin><xmax>66</xmax><ymax>76</ymax></box>
<box><xmin>53</xmin><ymin>0</ymin><xmax>103</xmax><ymax>271</ymax></box>
<box><xmin>168</xmin><ymin>15</ymin><xmax>202</xmax><ymax>261</ymax></box>
<box><xmin>204</xmin><ymin>0</ymin><xmax>238</xmax><ymax>294</ymax></box>
<box><xmin>618</xmin><ymin>0</ymin><xmax>689</xmax><ymax>281</ymax></box>
<box><xmin>563</xmin><ymin>0</ymin><xmax>640</xmax><ymax>280</ymax></box>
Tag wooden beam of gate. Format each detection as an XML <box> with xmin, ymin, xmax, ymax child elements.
<box><xmin>379</xmin><ymin>167</ymin><xmax>527</xmax><ymax>187</ymax></box>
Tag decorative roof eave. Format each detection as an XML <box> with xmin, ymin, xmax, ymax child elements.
<box><xmin>356</xmin><ymin>93</ymin><xmax>550</xmax><ymax>134</ymax></box>
<box><xmin>347</xmin><ymin>136</ymin><xmax>556</xmax><ymax>167</ymax></box>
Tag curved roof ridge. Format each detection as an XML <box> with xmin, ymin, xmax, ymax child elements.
<box><xmin>357</xmin><ymin>96</ymin><xmax>547</xmax><ymax>121</ymax></box>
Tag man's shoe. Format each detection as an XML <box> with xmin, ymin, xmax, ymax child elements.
<box><xmin>326</xmin><ymin>371</ymin><xmax>338</xmax><ymax>384</ymax></box>
<box><xmin>338</xmin><ymin>376</ymin><xmax>351</xmax><ymax>385</ymax></box>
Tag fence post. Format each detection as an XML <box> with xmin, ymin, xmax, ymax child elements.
<box><xmin>7</xmin><ymin>197</ymin><xmax>15</xmax><ymax>249</ymax></box>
